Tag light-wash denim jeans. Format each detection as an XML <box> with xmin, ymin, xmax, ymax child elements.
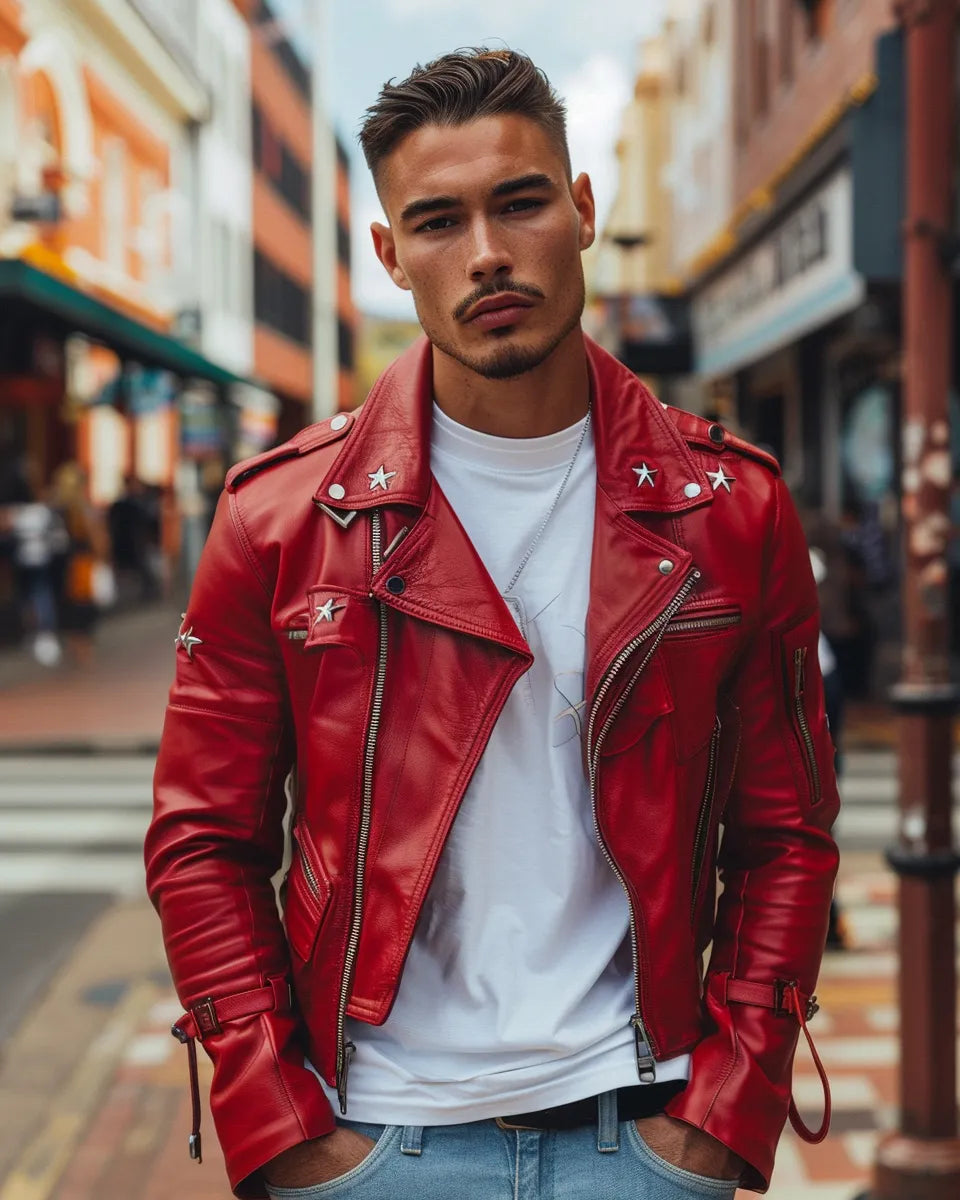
<box><xmin>264</xmin><ymin>1092</ymin><xmax>739</xmax><ymax>1199</ymax></box>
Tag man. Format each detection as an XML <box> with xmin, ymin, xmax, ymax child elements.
<box><xmin>146</xmin><ymin>48</ymin><xmax>838</xmax><ymax>1199</ymax></box>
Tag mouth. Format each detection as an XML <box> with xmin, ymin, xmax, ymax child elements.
<box><xmin>464</xmin><ymin>293</ymin><xmax>536</xmax><ymax>330</ymax></box>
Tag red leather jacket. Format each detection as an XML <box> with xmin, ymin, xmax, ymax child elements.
<box><xmin>146</xmin><ymin>337</ymin><xmax>839</xmax><ymax>1196</ymax></box>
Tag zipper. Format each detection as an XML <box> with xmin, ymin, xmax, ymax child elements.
<box><xmin>297</xmin><ymin>835</ymin><xmax>322</xmax><ymax>898</ymax></box>
<box><xmin>586</xmin><ymin>568</ymin><xmax>701</xmax><ymax>1082</ymax></box>
<box><xmin>665</xmin><ymin>612</ymin><xmax>741</xmax><ymax>636</ymax></box>
<box><xmin>690</xmin><ymin>716</ymin><xmax>721</xmax><ymax>921</ymax></box>
<box><xmin>793</xmin><ymin>647</ymin><xmax>822</xmax><ymax>805</ymax></box>
<box><xmin>335</xmin><ymin>509</ymin><xmax>388</xmax><ymax>1113</ymax></box>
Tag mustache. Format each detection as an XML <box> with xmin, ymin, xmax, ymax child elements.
<box><xmin>454</xmin><ymin>279</ymin><xmax>545</xmax><ymax>322</ymax></box>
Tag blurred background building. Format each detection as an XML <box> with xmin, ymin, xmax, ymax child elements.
<box><xmin>0</xmin><ymin>0</ymin><xmax>355</xmax><ymax>636</ymax></box>
<box><xmin>594</xmin><ymin>0</ymin><xmax>960</xmax><ymax>702</ymax></box>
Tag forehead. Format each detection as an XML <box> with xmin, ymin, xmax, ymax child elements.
<box><xmin>378</xmin><ymin>114</ymin><xmax>566</xmax><ymax>215</ymax></box>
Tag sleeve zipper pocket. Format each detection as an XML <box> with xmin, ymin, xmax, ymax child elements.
<box><xmin>792</xmin><ymin>646</ymin><xmax>822</xmax><ymax>806</ymax></box>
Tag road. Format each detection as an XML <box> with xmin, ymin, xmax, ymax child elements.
<box><xmin>0</xmin><ymin>753</ymin><xmax>154</xmax><ymax>1046</ymax></box>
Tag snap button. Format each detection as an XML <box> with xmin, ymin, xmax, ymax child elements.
<box><xmin>386</xmin><ymin>576</ymin><xmax>405</xmax><ymax>595</ymax></box>
<box><xmin>658</xmin><ymin>559</ymin><xmax>675</xmax><ymax>575</ymax></box>
<box><xmin>328</xmin><ymin>483</ymin><xmax>346</xmax><ymax>500</ymax></box>
<box><xmin>708</xmin><ymin>423</ymin><xmax>724</xmax><ymax>445</ymax></box>
<box><xmin>330</xmin><ymin>414</ymin><xmax>349</xmax><ymax>431</ymax></box>
<box><xmin>683</xmin><ymin>482</ymin><xmax>702</xmax><ymax>499</ymax></box>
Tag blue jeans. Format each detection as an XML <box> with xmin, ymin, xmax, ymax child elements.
<box><xmin>264</xmin><ymin>1092</ymin><xmax>739</xmax><ymax>1199</ymax></box>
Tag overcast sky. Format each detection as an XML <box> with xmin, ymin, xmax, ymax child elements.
<box><xmin>276</xmin><ymin>0</ymin><xmax>668</xmax><ymax>317</ymax></box>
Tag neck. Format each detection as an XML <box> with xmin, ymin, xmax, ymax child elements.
<box><xmin>431</xmin><ymin>327</ymin><xmax>590</xmax><ymax>438</ymax></box>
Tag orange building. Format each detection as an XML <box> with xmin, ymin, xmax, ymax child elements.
<box><xmin>246</xmin><ymin>0</ymin><xmax>355</xmax><ymax>439</ymax></box>
<box><xmin>0</xmin><ymin>0</ymin><xmax>244</xmax><ymax>507</ymax></box>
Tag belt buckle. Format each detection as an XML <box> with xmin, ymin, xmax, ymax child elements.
<box><xmin>495</xmin><ymin>1116</ymin><xmax>542</xmax><ymax>1132</ymax></box>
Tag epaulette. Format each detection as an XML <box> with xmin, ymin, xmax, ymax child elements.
<box><xmin>225</xmin><ymin>412</ymin><xmax>356</xmax><ymax>492</ymax></box>
<box><xmin>664</xmin><ymin>407</ymin><xmax>781</xmax><ymax>478</ymax></box>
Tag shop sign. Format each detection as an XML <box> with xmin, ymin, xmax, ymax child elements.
<box><xmin>693</xmin><ymin>168</ymin><xmax>865</xmax><ymax>377</ymax></box>
<box><xmin>180</xmin><ymin>379</ymin><xmax>223</xmax><ymax>460</ymax></box>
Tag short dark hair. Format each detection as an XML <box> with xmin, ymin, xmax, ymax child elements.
<box><xmin>359</xmin><ymin>47</ymin><xmax>570</xmax><ymax>187</ymax></box>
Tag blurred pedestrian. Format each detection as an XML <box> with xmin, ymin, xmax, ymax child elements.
<box><xmin>51</xmin><ymin>463</ymin><xmax>112</xmax><ymax>666</ymax></box>
<box><xmin>810</xmin><ymin>545</ymin><xmax>849</xmax><ymax>950</ymax></box>
<box><xmin>2</xmin><ymin>472</ymin><xmax>68</xmax><ymax>666</ymax></box>
<box><xmin>109</xmin><ymin>474</ymin><xmax>160</xmax><ymax>601</ymax></box>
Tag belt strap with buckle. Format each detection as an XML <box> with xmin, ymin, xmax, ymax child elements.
<box><xmin>494</xmin><ymin>1081</ymin><xmax>687</xmax><ymax>1132</ymax></box>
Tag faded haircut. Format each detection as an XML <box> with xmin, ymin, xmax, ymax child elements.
<box><xmin>359</xmin><ymin>47</ymin><xmax>571</xmax><ymax>190</ymax></box>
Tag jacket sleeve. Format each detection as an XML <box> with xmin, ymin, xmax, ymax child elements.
<box><xmin>144</xmin><ymin>489</ymin><xmax>336</xmax><ymax>1197</ymax></box>
<box><xmin>666</xmin><ymin>476</ymin><xmax>840</xmax><ymax>1190</ymax></box>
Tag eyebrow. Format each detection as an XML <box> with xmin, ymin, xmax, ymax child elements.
<box><xmin>399</xmin><ymin>173</ymin><xmax>555</xmax><ymax>223</ymax></box>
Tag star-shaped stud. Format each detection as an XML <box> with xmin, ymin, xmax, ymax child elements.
<box><xmin>314</xmin><ymin>598</ymin><xmax>346</xmax><ymax>625</ymax></box>
<box><xmin>368</xmin><ymin>465</ymin><xmax>397</xmax><ymax>492</ymax></box>
<box><xmin>707</xmin><ymin>463</ymin><xmax>736</xmax><ymax>493</ymax></box>
<box><xmin>175</xmin><ymin>613</ymin><xmax>203</xmax><ymax>659</ymax></box>
<box><xmin>632</xmin><ymin>463</ymin><xmax>658</xmax><ymax>488</ymax></box>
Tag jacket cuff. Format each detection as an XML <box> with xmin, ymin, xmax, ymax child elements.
<box><xmin>202</xmin><ymin>1011</ymin><xmax>338</xmax><ymax>1198</ymax></box>
<box><xmin>664</xmin><ymin>974</ymin><xmax>800</xmax><ymax>1191</ymax></box>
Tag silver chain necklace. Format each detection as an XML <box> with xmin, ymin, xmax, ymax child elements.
<box><xmin>501</xmin><ymin>408</ymin><xmax>591</xmax><ymax>639</ymax></box>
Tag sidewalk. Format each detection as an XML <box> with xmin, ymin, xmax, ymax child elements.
<box><xmin>0</xmin><ymin>602</ymin><xmax>182</xmax><ymax>753</ymax></box>
<box><xmin>1</xmin><ymin>849</ymin><xmax>954</xmax><ymax>1199</ymax></box>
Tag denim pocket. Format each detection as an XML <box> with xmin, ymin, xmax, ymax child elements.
<box><xmin>264</xmin><ymin>1125</ymin><xmax>398</xmax><ymax>1197</ymax></box>
<box><xmin>625</xmin><ymin>1120</ymin><xmax>739</xmax><ymax>1196</ymax></box>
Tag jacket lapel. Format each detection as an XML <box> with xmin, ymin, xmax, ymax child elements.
<box><xmin>583</xmin><ymin>341</ymin><xmax>711</xmax><ymax>700</ymax></box>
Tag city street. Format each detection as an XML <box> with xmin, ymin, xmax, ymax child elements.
<box><xmin>0</xmin><ymin>607</ymin><xmax>956</xmax><ymax>1199</ymax></box>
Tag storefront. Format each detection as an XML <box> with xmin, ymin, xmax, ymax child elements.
<box><xmin>0</xmin><ymin>257</ymin><xmax>278</xmax><ymax>630</ymax></box>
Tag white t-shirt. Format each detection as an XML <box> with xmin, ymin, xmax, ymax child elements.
<box><xmin>317</xmin><ymin>405</ymin><xmax>689</xmax><ymax>1124</ymax></box>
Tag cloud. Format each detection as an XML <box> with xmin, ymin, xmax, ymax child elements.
<box><xmin>560</xmin><ymin>53</ymin><xmax>632</xmax><ymax>228</ymax></box>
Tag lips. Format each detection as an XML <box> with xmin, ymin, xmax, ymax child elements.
<box><xmin>465</xmin><ymin>293</ymin><xmax>534</xmax><ymax>322</ymax></box>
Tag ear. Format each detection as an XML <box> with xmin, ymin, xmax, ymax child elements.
<box><xmin>571</xmin><ymin>173</ymin><xmax>596</xmax><ymax>252</ymax></box>
<box><xmin>371</xmin><ymin>221</ymin><xmax>411</xmax><ymax>291</ymax></box>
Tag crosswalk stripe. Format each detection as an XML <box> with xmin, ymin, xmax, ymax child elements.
<box><xmin>0</xmin><ymin>812</ymin><xmax>150</xmax><ymax>844</ymax></box>
<box><xmin>0</xmin><ymin>785</ymin><xmax>152</xmax><ymax>807</ymax></box>
<box><xmin>0</xmin><ymin>854</ymin><xmax>147</xmax><ymax>896</ymax></box>
<box><xmin>0</xmin><ymin>756</ymin><xmax>154</xmax><ymax>895</ymax></box>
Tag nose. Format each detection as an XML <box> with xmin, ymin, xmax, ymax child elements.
<box><xmin>467</xmin><ymin>217</ymin><xmax>512</xmax><ymax>282</ymax></box>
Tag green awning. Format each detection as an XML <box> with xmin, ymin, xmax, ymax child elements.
<box><xmin>0</xmin><ymin>258</ymin><xmax>246</xmax><ymax>388</ymax></box>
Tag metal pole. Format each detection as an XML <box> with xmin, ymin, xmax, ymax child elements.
<box><xmin>311</xmin><ymin>0</ymin><xmax>339</xmax><ymax>422</ymax></box>
<box><xmin>869</xmin><ymin>2</ymin><xmax>960</xmax><ymax>1194</ymax></box>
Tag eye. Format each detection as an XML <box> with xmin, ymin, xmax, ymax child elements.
<box><xmin>504</xmin><ymin>198</ymin><xmax>545</xmax><ymax>214</ymax></box>
<box><xmin>414</xmin><ymin>216</ymin><xmax>456</xmax><ymax>233</ymax></box>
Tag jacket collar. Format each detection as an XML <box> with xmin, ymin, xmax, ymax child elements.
<box><xmin>314</xmin><ymin>335</ymin><xmax>713</xmax><ymax>518</ymax></box>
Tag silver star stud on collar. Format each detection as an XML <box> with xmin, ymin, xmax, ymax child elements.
<box><xmin>368</xmin><ymin>465</ymin><xmax>397</xmax><ymax>492</ymax></box>
<box><xmin>707</xmin><ymin>463</ymin><xmax>736</xmax><ymax>493</ymax></box>
<box><xmin>314</xmin><ymin>598</ymin><xmax>346</xmax><ymax>625</ymax></box>
<box><xmin>175</xmin><ymin>613</ymin><xmax>203</xmax><ymax>659</ymax></box>
<box><xmin>632</xmin><ymin>462</ymin><xmax>658</xmax><ymax>488</ymax></box>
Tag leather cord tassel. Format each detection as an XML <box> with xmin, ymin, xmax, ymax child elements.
<box><xmin>172</xmin><ymin>1023</ymin><xmax>203</xmax><ymax>1163</ymax></box>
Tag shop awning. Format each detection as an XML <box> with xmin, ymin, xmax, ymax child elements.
<box><xmin>0</xmin><ymin>258</ymin><xmax>245</xmax><ymax>387</ymax></box>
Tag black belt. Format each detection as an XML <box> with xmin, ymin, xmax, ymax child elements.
<box><xmin>494</xmin><ymin>1081</ymin><xmax>687</xmax><ymax>1132</ymax></box>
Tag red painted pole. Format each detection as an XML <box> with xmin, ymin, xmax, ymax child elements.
<box><xmin>869</xmin><ymin>2</ymin><xmax>960</xmax><ymax>1195</ymax></box>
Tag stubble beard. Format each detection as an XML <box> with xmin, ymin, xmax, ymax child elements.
<box><xmin>418</xmin><ymin>279</ymin><xmax>585</xmax><ymax>381</ymax></box>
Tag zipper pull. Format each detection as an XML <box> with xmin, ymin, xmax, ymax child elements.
<box><xmin>794</xmin><ymin>646</ymin><xmax>807</xmax><ymax>698</ymax></box>
<box><xmin>630</xmin><ymin>1014</ymin><xmax>657</xmax><ymax>1083</ymax></box>
<box><xmin>336</xmin><ymin>1039</ymin><xmax>356</xmax><ymax>1115</ymax></box>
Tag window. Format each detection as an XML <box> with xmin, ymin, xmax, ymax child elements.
<box><xmin>337</xmin><ymin>317</ymin><xmax>354</xmax><ymax>370</ymax></box>
<box><xmin>254</xmin><ymin>250</ymin><xmax>311</xmax><ymax>346</ymax></box>
<box><xmin>252</xmin><ymin>102</ymin><xmax>311</xmax><ymax>220</ymax></box>
<box><xmin>753</xmin><ymin>0</ymin><xmax>771</xmax><ymax>118</ymax></box>
<box><xmin>336</xmin><ymin>217</ymin><xmax>351</xmax><ymax>270</ymax></box>
<box><xmin>702</xmin><ymin>3</ymin><xmax>716</xmax><ymax>45</ymax></box>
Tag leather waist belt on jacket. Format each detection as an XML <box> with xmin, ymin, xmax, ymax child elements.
<box><xmin>494</xmin><ymin>1080</ymin><xmax>687</xmax><ymax>1132</ymax></box>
